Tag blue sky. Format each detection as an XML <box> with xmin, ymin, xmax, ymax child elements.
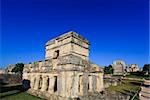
<box><xmin>1</xmin><ymin>0</ymin><xmax>149</xmax><ymax>68</ymax></box>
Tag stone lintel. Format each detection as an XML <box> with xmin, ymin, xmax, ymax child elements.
<box><xmin>46</xmin><ymin>41</ymin><xmax>89</xmax><ymax>51</ymax></box>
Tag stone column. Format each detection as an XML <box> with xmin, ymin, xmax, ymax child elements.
<box><xmin>61</xmin><ymin>71</ymin><xmax>78</xmax><ymax>98</ymax></box>
<box><xmin>28</xmin><ymin>74</ymin><xmax>31</xmax><ymax>81</ymax></box>
<box><xmin>93</xmin><ymin>75</ymin><xmax>97</xmax><ymax>92</ymax></box>
<box><xmin>79</xmin><ymin>75</ymin><xmax>83</xmax><ymax>95</ymax></box>
<box><xmin>89</xmin><ymin>75</ymin><xmax>93</xmax><ymax>92</ymax></box>
<box><xmin>57</xmin><ymin>75</ymin><xmax>62</xmax><ymax>95</ymax></box>
<box><xmin>30</xmin><ymin>75</ymin><xmax>35</xmax><ymax>89</ymax></box>
<box><xmin>41</xmin><ymin>76</ymin><xmax>48</xmax><ymax>92</ymax></box>
<box><xmin>71</xmin><ymin>72</ymin><xmax>79</xmax><ymax>98</ymax></box>
<box><xmin>60</xmin><ymin>72</ymin><xmax>66</xmax><ymax>97</ymax></box>
<box><xmin>34</xmin><ymin>75</ymin><xmax>40</xmax><ymax>90</ymax></box>
<box><xmin>82</xmin><ymin>74</ymin><xmax>89</xmax><ymax>96</ymax></box>
<box><xmin>99</xmin><ymin>73</ymin><xmax>104</xmax><ymax>91</ymax></box>
<box><xmin>96</xmin><ymin>73</ymin><xmax>103</xmax><ymax>92</ymax></box>
<box><xmin>23</xmin><ymin>73</ymin><xmax>28</xmax><ymax>80</ymax></box>
<box><xmin>48</xmin><ymin>75</ymin><xmax>55</xmax><ymax>94</ymax></box>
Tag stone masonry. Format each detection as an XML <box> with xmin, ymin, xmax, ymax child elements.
<box><xmin>112</xmin><ymin>60</ymin><xmax>127</xmax><ymax>75</ymax></box>
<box><xmin>23</xmin><ymin>31</ymin><xmax>104</xmax><ymax>100</ymax></box>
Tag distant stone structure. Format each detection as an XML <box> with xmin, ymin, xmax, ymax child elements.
<box><xmin>23</xmin><ymin>31</ymin><xmax>104</xmax><ymax>100</ymax></box>
<box><xmin>0</xmin><ymin>69</ymin><xmax>6</xmax><ymax>74</ymax></box>
<box><xmin>129</xmin><ymin>64</ymin><xmax>139</xmax><ymax>72</ymax></box>
<box><xmin>5</xmin><ymin>64</ymin><xmax>16</xmax><ymax>74</ymax></box>
<box><xmin>0</xmin><ymin>65</ymin><xmax>22</xmax><ymax>84</ymax></box>
<box><xmin>112</xmin><ymin>60</ymin><xmax>127</xmax><ymax>75</ymax></box>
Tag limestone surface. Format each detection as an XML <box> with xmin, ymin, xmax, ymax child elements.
<box><xmin>23</xmin><ymin>31</ymin><xmax>104</xmax><ymax>100</ymax></box>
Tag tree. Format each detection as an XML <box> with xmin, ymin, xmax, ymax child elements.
<box><xmin>142</xmin><ymin>64</ymin><xmax>150</xmax><ymax>75</ymax></box>
<box><xmin>104</xmin><ymin>65</ymin><xmax>114</xmax><ymax>74</ymax></box>
<box><xmin>12</xmin><ymin>63</ymin><xmax>24</xmax><ymax>73</ymax></box>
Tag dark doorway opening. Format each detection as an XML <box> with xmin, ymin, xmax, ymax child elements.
<box><xmin>78</xmin><ymin>75</ymin><xmax>82</xmax><ymax>93</ymax></box>
<box><xmin>39</xmin><ymin>76</ymin><xmax>42</xmax><ymax>89</ymax></box>
<box><xmin>88</xmin><ymin>82</ymin><xmax>89</xmax><ymax>90</ymax></box>
<box><xmin>54</xmin><ymin>76</ymin><xmax>57</xmax><ymax>92</ymax></box>
<box><xmin>46</xmin><ymin>78</ymin><xmax>49</xmax><ymax>91</ymax></box>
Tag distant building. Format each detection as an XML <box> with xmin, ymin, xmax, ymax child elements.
<box><xmin>0</xmin><ymin>69</ymin><xmax>6</xmax><ymax>74</ymax></box>
<box><xmin>129</xmin><ymin>64</ymin><xmax>139</xmax><ymax>72</ymax></box>
<box><xmin>112</xmin><ymin>60</ymin><xmax>127</xmax><ymax>75</ymax></box>
<box><xmin>5</xmin><ymin>64</ymin><xmax>15</xmax><ymax>74</ymax></box>
<box><xmin>139</xmin><ymin>67</ymin><xmax>143</xmax><ymax>71</ymax></box>
<box><xmin>125</xmin><ymin>65</ymin><xmax>130</xmax><ymax>72</ymax></box>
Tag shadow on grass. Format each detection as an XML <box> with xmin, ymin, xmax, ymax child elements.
<box><xmin>130</xmin><ymin>81</ymin><xmax>142</xmax><ymax>86</ymax></box>
<box><xmin>0</xmin><ymin>84</ymin><xmax>22</xmax><ymax>93</ymax></box>
<box><xmin>0</xmin><ymin>79</ymin><xmax>31</xmax><ymax>98</ymax></box>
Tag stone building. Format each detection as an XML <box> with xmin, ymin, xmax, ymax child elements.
<box><xmin>129</xmin><ymin>64</ymin><xmax>139</xmax><ymax>72</ymax></box>
<box><xmin>5</xmin><ymin>64</ymin><xmax>16</xmax><ymax>74</ymax></box>
<box><xmin>0</xmin><ymin>69</ymin><xmax>6</xmax><ymax>74</ymax></box>
<box><xmin>23</xmin><ymin>31</ymin><xmax>104</xmax><ymax>100</ymax></box>
<box><xmin>112</xmin><ymin>60</ymin><xmax>127</xmax><ymax>75</ymax></box>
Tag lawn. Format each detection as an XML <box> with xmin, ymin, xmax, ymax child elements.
<box><xmin>0</xmin><ymin>92</ymin><xmax>43</xmax><ymax>100</ymax></box>
<box><xmin>106</xmin><ymin>79</ymin><xmax>143</xmax><ymax>99</ymax></box>
<box><xmin>126</xmin><ymin>75</ymin><xmax>150</xmax><ymax>80</ymax></box>
<box><xmin>0</xmin><ymin>84</ymin><xmax>43</xmax><ymax>100</ymax></box>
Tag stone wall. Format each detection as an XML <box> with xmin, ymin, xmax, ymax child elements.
<box><xmin>45</xmin><ymin>31</ymin><xmax>89</xmax><ymax>60</ymax></box>
<box><xmin>104</xmin><ymin>91</ymin><xmax>130</xmax><ymax>100</ymax></box>
<box><xmin>23</xmin><ymin>31</ymin><xmax>104</xmax><ymax>100</ymax></box>
<box><xmin>23</xmin><ymin>71</ymin><xmax>103</xmax><ymax>100</ymax></box>
<box><xmin>104</xmin><ymin>78</ymin><xmax>121</xmax><ymax>88</ymax></box>
<box><xmin>0</xmin><ymin>74</ymin><xmax>22</xmax><ymax>84</ymax></box>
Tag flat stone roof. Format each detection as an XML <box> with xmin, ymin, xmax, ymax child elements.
<box><xmin>45</xmin><ymin>31</ymin><xmax>89</xmax><ymax>46</ymax></box>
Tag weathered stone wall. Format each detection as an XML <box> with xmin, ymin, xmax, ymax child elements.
<box><xmin>112</xmin><ymin>60</ymin><xmax>127</xmax><ymax>75</ymax></box>
<box><xmin>104</xmin><ymin>78</ymin><xmax>120</xmax><ymax>88</ymax></box>
<box><xmin>104</xmin><ymin>91</ymin><xmax>130</xmax><ymax>100</ymax></box>
<box><xmin>23</xmin><ymin>31</ymin><xmax>104</xmax><ymax>100</ymax></box>
<box><xmin>45</xmin><ymin>31</ymin><xmax>89</xmax><ymax>60</ymax></box>
<box><xmin>23</xmin><ymin>71</ymin><xmax>103</xmax><ymax>100</ymax></box>
<box><xmin>23</xmin><ymin>54</ymin><xmax>104</xmax><ymax>100</ymax></box>
<box><xmin>0</xmin><ymin>74</ymin><xmax>22</xmax><ymax>84</ymax></box>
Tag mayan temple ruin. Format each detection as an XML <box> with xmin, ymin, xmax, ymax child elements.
<box><xmin>23</xmin><ymin>31</ymin><xmax>104</xmax><ymax>100</ymax></box>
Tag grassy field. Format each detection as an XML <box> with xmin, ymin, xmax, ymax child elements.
<box><xmin>126</xmin><ymin>75</ymin><xmax>150</xmax><ymax>80</ymax></box>
<box><xmin>0</xmin><ymin>84</ymin><xmax>43</xmax><ymax>100</ymax></box>
<box><xmin>0</xmin><ymin>92</ymin><xmax>43</xmax><ymax>100</ymax></box>
<box><xmin>106</xmin><ymin>79</ymin><xmax>143</xmax><ymax>99</ymax></box>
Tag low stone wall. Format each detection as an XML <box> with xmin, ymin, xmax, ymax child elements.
<box><xmin>0</xmin><ymin>74</ymin><xmax>22</xmax><ymax>84</ymax></box>
<box><xmin>104</xmin><ymin>78</ymin><xmax>121</xmax><ymax>88</ymax></box>
<box><xmin>77</xmin><ymin>91</ymin><xmax>130</xmax><ymax>100</ymax></box>
<box><xmin>104</xmin><ymin>91</ymin><xmax>130</xmax><ymax>100</ymax></box>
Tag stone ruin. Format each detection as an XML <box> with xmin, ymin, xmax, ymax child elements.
<box><xmin>112</xmin><ymin>60</ymin><xmax>127</xmax><ymax>75</ymax></box>
<box><xmin>23</xmin><ymin>31</ymin><xmax>104</xmax><ymax>100</ymax></box>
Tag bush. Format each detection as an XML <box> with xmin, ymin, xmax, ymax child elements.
<box><xmin>12</xmin><ymin>63</ymin><xmax>24</xmax><ymax>74</ymax></box>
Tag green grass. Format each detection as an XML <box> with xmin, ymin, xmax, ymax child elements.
<box><xmin>107</xmin><ymin>80</ymin><xmax>141</xmax><ymax>92</ymax></box>
<box><xmin>2</xmin><ymin>83</ymin><xmax>22</xmax><ymax>87</ymax></box>
<box><xmin>0</xmin><ymin>92</ymin><xmax>43</xmax><ymax>100</ymax></box>
<box><xmin>126</xmin><ymin>75</ymin><xmax>150</xmax><ymax>80</ymax></box>
<box><xmin>106</xmin><ymin>79</ymin><xmax>142</xmax><ymax>99</ymax></box>
<box><xmin>0</xmin><ymin>83</ymin><xmax>43</xmax><ymax>100</ymax></box>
